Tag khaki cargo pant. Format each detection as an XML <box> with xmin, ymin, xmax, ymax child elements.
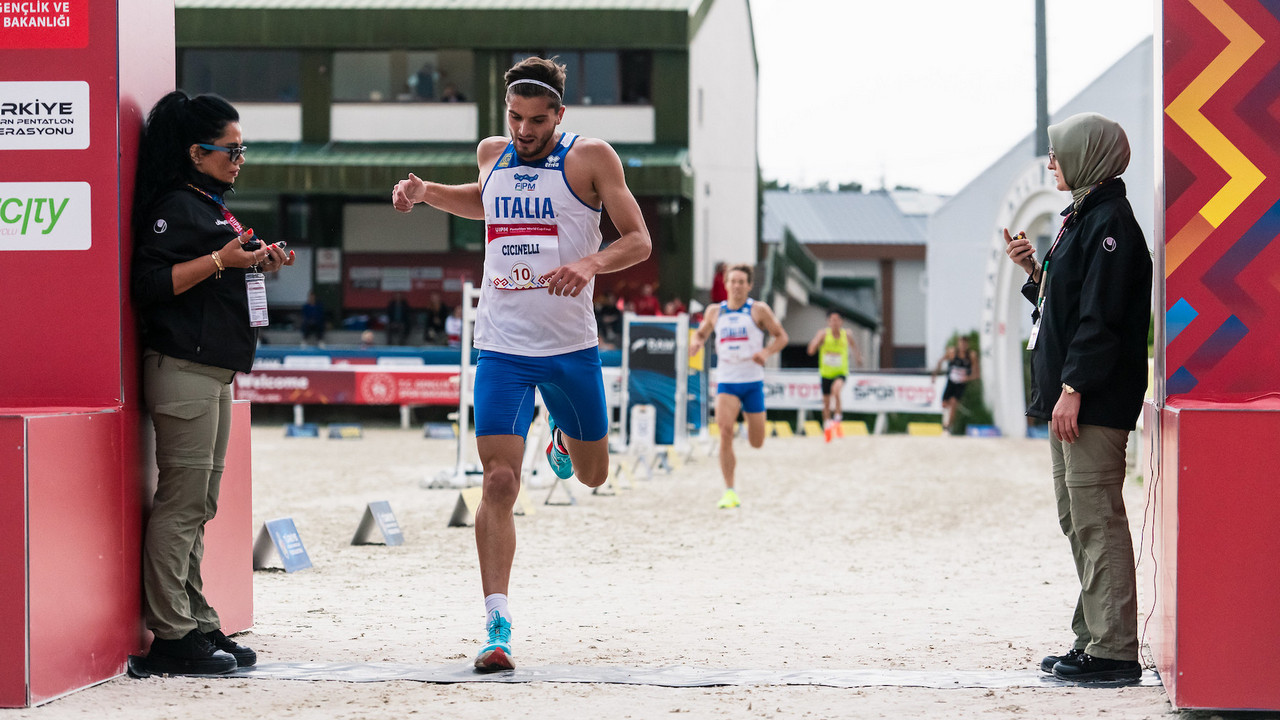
<box><xmin>1049</xmin><ymin>424</ymin><xmax>1139</xmax><ymax>662</ymax></box>
<box><xmin>141</xmin><ymin>350</ymin><xmax>235</xmax><ymax>640</ymax></box>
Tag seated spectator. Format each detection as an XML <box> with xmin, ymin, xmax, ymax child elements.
<box><xmin>596</xmin><ymin>291</ymin><xmax>623</xmax><ymax>347</ymax></box>
<box><xmin>445</xmin><ymin>305</ymin><xmax>463</xmax><ymax>348</ymax></box>
<box><xmin>440</xmin><ymin>83</ymin><xmax>466</xmax><ymax>102</ymax></box>
<box><xmin>424</xmin><ymin>292</ymin><xmax>451</xmax><ymax>343</ymax></box>
<box><xmin>300</xmin><ymin>291</ymin><xmax>326</xmax><ymax>346</ymax></box>
<box><xmin>386</xmin><ymin>292</ymin><xmax>412</xmax><ymax>345</ymax></box>
<box><xmin>633</xmin><ymin>282</ymin><xmax>661</xmax><ymax>316</ymax></box>
<box><xmin>662</xmin><ymin>297</ymin><xmax>687</xmax><ymax>316</ymax></box>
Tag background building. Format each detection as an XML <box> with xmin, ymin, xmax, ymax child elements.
<box><xmin>762</xmin><ymin>189</ymin><xmax>947</xmax><ymax>369</ymax></box>
<box><xmin>173</xmin><ymin>0</ymin><xmax>758</xmax><ymax>337</ymax></box>
<box><xmin>925</xmin><ymin>38</ymin><xmax>1154</xmax><ymax>434</ymax></box>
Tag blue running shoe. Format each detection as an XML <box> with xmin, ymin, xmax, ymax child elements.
<box><xmin>474</xmin><ymin>610</ymin><xmax>514</xmax><ymax>671</ymax></box>
<box><xmin>545</xmin><ymin>416</ymin><xmax>574</xmax><ymax>480</ymax></box>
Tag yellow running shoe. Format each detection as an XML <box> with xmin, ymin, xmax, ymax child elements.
<box><xmin>717</xmin><ymin>488</ymin><xmax>740</xmax><ymax>509</ymax></box>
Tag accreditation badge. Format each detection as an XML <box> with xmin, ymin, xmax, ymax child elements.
<box><xmin>246</xmin><ymin>272</ymin><xmax>269</xmax><ymax>327</ymax></box>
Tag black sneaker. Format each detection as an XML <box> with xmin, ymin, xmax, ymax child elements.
<box><xmin>206</xmin><ymin>629</ymin><xmax>257</xmax><ymax>667</ymax></box>
<box><xmin>1040</xmin><ymin>647</ymin><xmax>1085</xmax><ymax>674</ymax></box>
<box><xmin>1052</xmin><ymin>652</ymin><xmax>1142</xmax><ymax>683</ymax></box>
<box><xmin>146</xmin><ymin>629</ymin><xmax>237</xmax><ymax>676</ymax></box>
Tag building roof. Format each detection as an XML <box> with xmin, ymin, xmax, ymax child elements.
<box><xmin>232</xmin><ymin>142</ymin><xmax>692</xmax><ymax>197</ymax></box>
<box><xmin>177</xmin><ymin>0</ymin><xmax>698</xmax><ymax>49</ymax></box>
<box><xmin>762</xmin><ymin>190</ymin><xmax>927</xmax><ymax>246</ymax></box>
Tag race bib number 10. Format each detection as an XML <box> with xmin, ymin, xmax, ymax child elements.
<box><xmin>486</xmin><ymin>223</ymin><xmax>560</xmax><ymax>290</ymax></box>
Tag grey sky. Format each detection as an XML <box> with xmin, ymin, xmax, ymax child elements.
<box><xmin>752</xmin><ymin>0</ymin><xmax>1155</xmax><ymax>195</ymax></box>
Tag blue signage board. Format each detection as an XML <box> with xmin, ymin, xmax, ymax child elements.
<box><xmin>351</xmin><ymin>501</ymin><xmax>404</xmax><ymax>546</ymax></box>
<box><xmin>253</xmin><ymin>517</ymin><xmax>313</xmax><ymax>572</ymax></box>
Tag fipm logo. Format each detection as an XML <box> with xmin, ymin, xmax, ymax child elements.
<box><xmin>0</xmin><ymin>182</ymin><xmax>91</xmax><ymax>250</ymax></box>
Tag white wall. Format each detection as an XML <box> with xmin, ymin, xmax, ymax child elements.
<box><xmin>230</xmin><ymin>101</ymin><xmax>654</xmax><ymax>145</ymax></box>
<box><xmin>343</xmin><ymin>202</ymin><xmax>449</xmax><ymax>253</ymax></box>
<box><xmin>331</xmin><ymin>103</ymin><xmax>478</xmax><ymax>142</ymax></box>
<box><xmin>689</xmin><ymin>0</ymin><xmax>759</xmax><ymax>290</ymax></box>
<box><xmin>236</xmin><ymin>102</ymin><xmax>303</xmax><ymax>142</ymax></box>
<box><xmin>563</xmin><ymin>106</ymin><xmax>655</xmax><ymax>144</ymax></box>
<box><xmin>894</xmin><ymin>259</ymin><xmax>927</xmax><ymax>346</ymax></box>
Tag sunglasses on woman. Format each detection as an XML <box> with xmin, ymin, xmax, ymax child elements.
<box><xmin>198</xmin><ymin>143</ymin><xmax>247</xmax><ymax>163</ymax></box>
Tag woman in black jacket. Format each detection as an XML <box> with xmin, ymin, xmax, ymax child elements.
<box><xmin>1004</xmin><ymin>112</ymin><xmax>1152</xmax><ymax>684</ymax></box>
<box><xmin>132</xmin><ymin>91</ymin><xmax>294</xmax><ymax>675</ymax></box>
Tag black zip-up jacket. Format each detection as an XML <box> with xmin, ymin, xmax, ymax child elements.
<box><xmin>1020</xmin><ymin>178</ymin><xmax>1152</xmax><ymax>430</ymax></box>
<box><xmin>132</xmin><ymin>175</ymin><xmax>257</xmax><ymax>373</ymax></box>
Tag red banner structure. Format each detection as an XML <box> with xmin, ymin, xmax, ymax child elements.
<box><xmin>1149</xmin><ymin>0</ymin><xmax>1280</xmax><ymax>710</ymax></box>
<box><xmin>0</xmin><ymin>0</ymin><xmax>252</xmax><ymax>707</ymax></box>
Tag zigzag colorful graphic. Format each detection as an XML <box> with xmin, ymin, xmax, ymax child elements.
<box><xmin>1163</xmin><ymin>0</ymin><xmax>1280</xmax><ymax>398</ymax></box>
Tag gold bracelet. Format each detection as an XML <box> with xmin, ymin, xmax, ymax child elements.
<box><xmin>211</xmin><ymin>251</ymin><xmax>224</xmax><ymax>279</ymax></box>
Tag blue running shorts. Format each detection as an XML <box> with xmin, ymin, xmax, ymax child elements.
<box><xmin>717</xmin><ymin>380</ymin><xmax>766</xmax><ymax>414</ymax></box>
<box><xmin>474</xmin><ymin>347</ymin><xmax>609</xmax><ymax>442</ymax></box>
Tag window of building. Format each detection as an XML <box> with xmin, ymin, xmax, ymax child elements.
<box><xmin>332</xmin><ymin>50</ymin><xmax>474</xmax><ymax>102</ymax></box>
<box><xmin>510</xmin><ymin>51</ymin><xmax>651</xmax><ymax>106</ymax></box>
<box><xmin>450</xmin><ymin>216</ymin><xmax>484</xmax><ymax>252</ymax></box>
<box><xmin>181</xmin><ymin>50</ymin><xmax>301</xmax><ymax>102</ymax></box>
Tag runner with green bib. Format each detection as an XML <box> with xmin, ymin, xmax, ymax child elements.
<box><xmin>806</xmin><ymin>311</ymin><xmax>862</xmax><ymax>442</ymax></box>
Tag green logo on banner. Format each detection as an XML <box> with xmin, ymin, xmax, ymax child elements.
<box><xmin>0</xmin><ymin>196</ymin><xmax>70</xmax><ymax>235</ymax></box>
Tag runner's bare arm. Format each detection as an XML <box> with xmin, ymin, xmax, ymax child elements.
<box><xmin>541</xmin><ymin>140</ymin><xmax>651</xmax><ymax>297</ymax></box>
<box><xmin>806</xmin><ymin>328</ymin><xmax>825</xmax><ymax>355</ymax></box>
<box><xmin>689</xmin><ymin>305</ymin><xmax>720</xmax><ymax>357</ymax></box>
<box><xmin>391</xmin><ymin>137</ymin><xmax>507</xmax><ymax>219</ymax></box>
<box><xmin>847</xmin><ymin>332</ymin><xmax>864</xmax><ymax>365</ymax></box>
<box><xmin>751</xmin><ymin>302</ymin><xmax>789</xmax><ymax>365</ymax></box>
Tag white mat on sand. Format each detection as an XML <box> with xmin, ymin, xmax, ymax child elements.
<box><xmin>128</xmin><ymin>658</ymin><xmax>1161</xmax><ymax>689</ymax></box>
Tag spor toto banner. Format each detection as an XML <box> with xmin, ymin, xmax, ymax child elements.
<box><xmin>709</xmin><ymin>369</ymin><xmax>945</xmax><ymax>413</ymax></box>
<box><xmin>232</xmin><ymin>365</ymin><xmax>935</xmax><ymax>413</ymax></box>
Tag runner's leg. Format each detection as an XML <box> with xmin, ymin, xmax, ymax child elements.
<box><xmin>745</xmin><ymin>410</ymin><xmax>767</xmax><ymax>448</ymax></box>
<box><xmin>563</xmin><ymin>435</ymin><xmax>609</xmax><ymax>487</ymax></box>
<box><xmin>716</xmin><ymin>391</ymin><xmax>742</xmax><ymax>489</ymax></box>
<box><xmin>831</xmin><ymin>377</ymin><xmax>845</xmax><ymax>419</ymax></box>
<box><xmin>475</xmin><ymin>435</ymin><xmax>524</xmax><ymax>596</ymax></box>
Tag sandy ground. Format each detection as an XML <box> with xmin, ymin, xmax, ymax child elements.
<box><xmin>12</xmin><ymin>424</ymin><xmax>1203</xmax><ymax>719</ymax></box>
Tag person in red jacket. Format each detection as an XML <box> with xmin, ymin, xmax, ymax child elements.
<box><xmin>710</xmin><ymin>261</ymin><xmax>728</xmax><ymax>304</ymax></box>
<box><xmin>633</xmin><ymin>282</ymin><xmax>661</xmax><ymax>315</ymax></box>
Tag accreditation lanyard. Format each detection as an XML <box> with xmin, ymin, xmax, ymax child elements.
<box><xmin>187</xmin><ymin>184</ymin><xmax>246</xmax><ymax>234</ymax></box>
<box><xmin>1026</xmin><ymin>213</ymin><xmax>1073</xmax><ymax>350</ymax></box>
<box><xmin>186</xmin><ymin>184</ymin><xmax>269</xmax><ymax>327</ymax></box>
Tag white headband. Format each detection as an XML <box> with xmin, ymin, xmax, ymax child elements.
<box><xmin>507</xmin><ymin>78</ymin><xmax>562</xmax><ymax>101</ymax></box>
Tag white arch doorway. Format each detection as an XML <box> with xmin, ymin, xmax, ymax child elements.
<box><xmin>980</xmin><ymin>157</ymin><xmax>1065</xmax><ymax>436</ymax></box>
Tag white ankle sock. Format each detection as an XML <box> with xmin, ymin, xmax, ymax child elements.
<box><xmin>484</xmin><ymin>593</ymin><xmax>511</xmax><ymax>622</ymax></box>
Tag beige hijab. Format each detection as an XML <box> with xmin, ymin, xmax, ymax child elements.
<box><xmin>1047</xmin><ymin>112</ymin><xmax>1130</xmax><ymax>208</ymax></box>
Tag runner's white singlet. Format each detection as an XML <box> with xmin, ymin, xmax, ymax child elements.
<box><xmin>477</xmin><ymin>132</ymin><xmax>603</xmax><ymax>356</ymax></box>
<box><xmin>714</xmin><ymin>299</ymin><xmax>765</xmax><ymax>384</ymax></box>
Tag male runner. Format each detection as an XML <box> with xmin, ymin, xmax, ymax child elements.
<box><xmin>392</xmin><ymin>56</ymin><xmax>650</xmax><ymax>671</ymax></box>
<box><xmin>805</xmin><ymin>310</ymin><xmax>862</xmax><ymax>442</ymax></box>
<box><xmin>690</xmin><ymin>264</ymin><xmax>788</xmax><ymax>508</ymax></box>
